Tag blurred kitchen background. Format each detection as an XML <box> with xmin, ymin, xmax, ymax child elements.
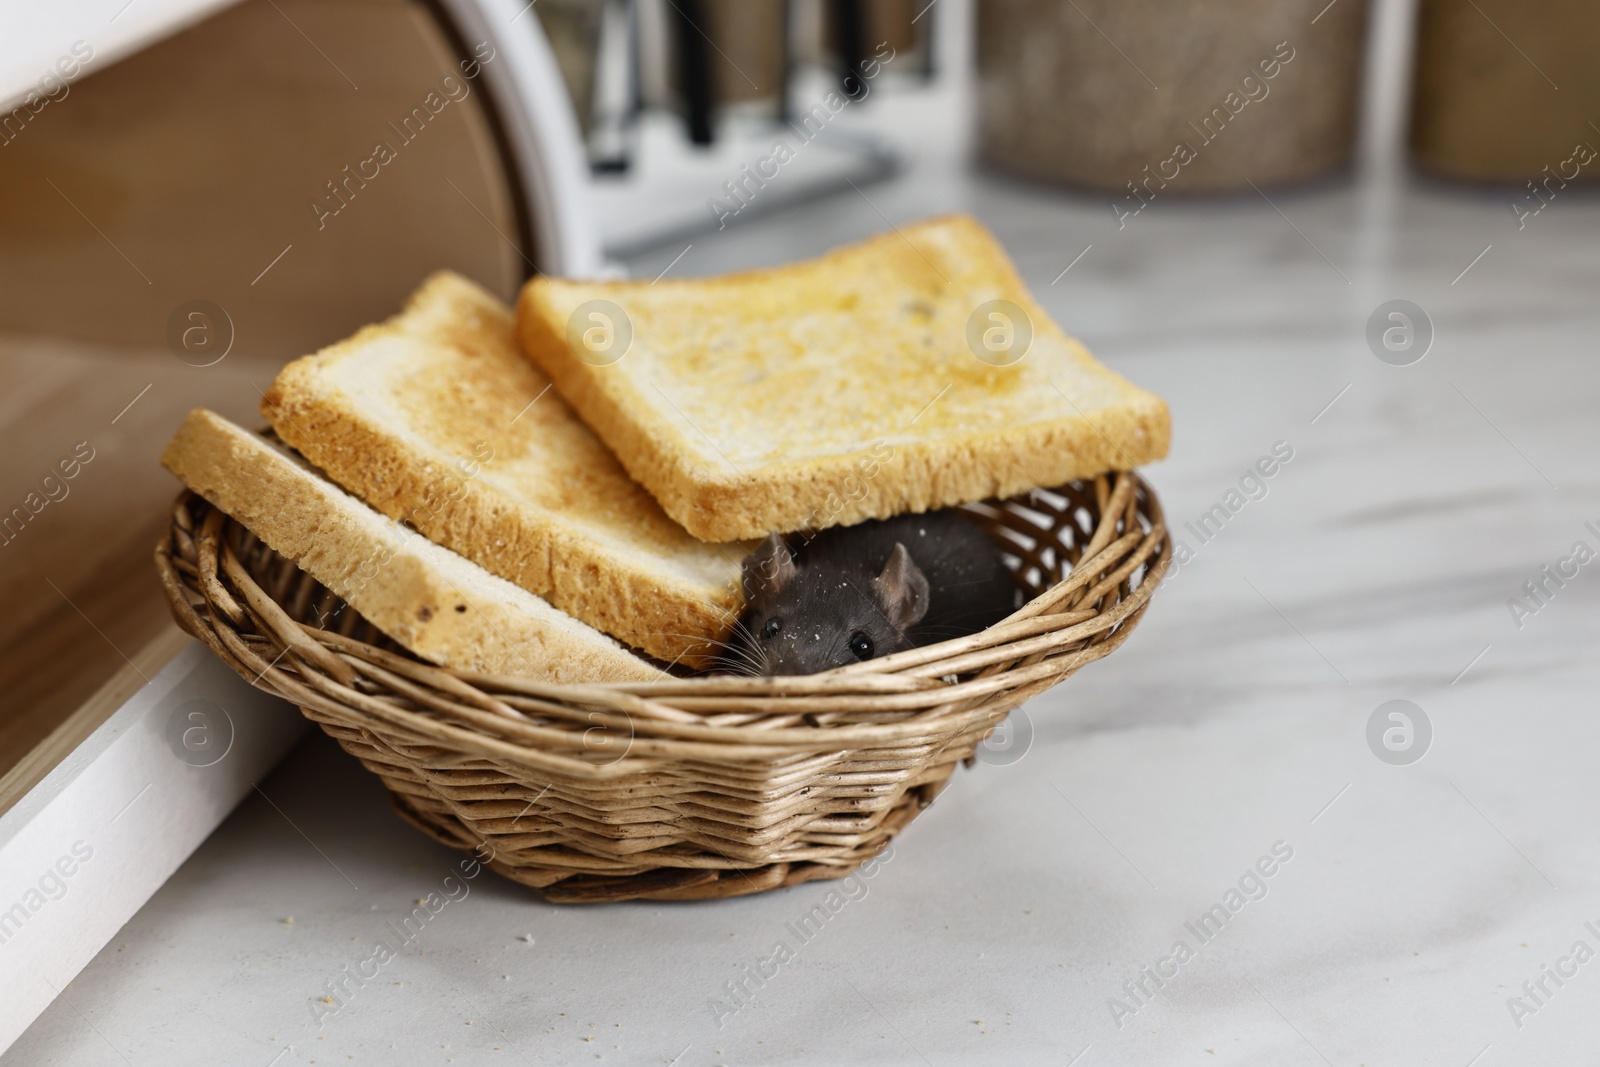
<box><xmin>2</xmin><ymin>0</ymin><xmax>954</xmax><ymax>355</ymax></box>
<box><xmin>5</xmin><ymin>0</ymin><xmax>1593</xmax><ymax>351</ymax></box>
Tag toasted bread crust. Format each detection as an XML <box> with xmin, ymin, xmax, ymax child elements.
<box><xmin>261</xmin><ymin>272</ymin><xmax>746</xmax><ymax>668</ymax></box>
<box><xmin>517</xmin><ymin>214</ymin><xmax>1171</xmax><ymax>541</ymax></box>
<box><xmin>161</xmin><ymin>410</ymin><xmax>663</xmax><ymax>683</ymax></box>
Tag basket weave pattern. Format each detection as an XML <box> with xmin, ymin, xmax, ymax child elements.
<box><xmin>156</xmin><ymin>473</ymin><xmax>1167</xmax><ymax>902</ymax></box>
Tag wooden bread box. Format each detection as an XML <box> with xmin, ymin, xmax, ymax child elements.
<box><xmin>0</xmin><ymin>0</ymin><xmax>596</xmax><ymax>805</ymax></box>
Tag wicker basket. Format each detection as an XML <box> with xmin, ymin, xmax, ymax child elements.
<box><xmin>155</xmin><ymin>472</ymin><xmax>1168</xmax><ymax>902</ymax></box>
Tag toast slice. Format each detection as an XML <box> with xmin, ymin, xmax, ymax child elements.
<box><xmin>517</xmin><ymin>214</ymin><xmax>1170</xmax><ymax>541</ymax></box>
<box><xmin>161</xmin><ymin>409</ymin><xmax>663</xmax><ymax>683</ymax></box>
<box><xmin>260</xmin><ymin>272</ymin><xmax>748</xmax><ymax>668</ymax></box>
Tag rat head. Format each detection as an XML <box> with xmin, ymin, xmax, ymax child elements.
<box><xmin>729</xmin><ymin>534</ymin><xmax>931</xmax><ymax>676</ymax></box>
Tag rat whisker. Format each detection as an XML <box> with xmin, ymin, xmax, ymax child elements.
<box><xmin>715</xmin><ymin>635</ymin><xmax>768</xmax><ymax>677</ymax></box>
<box><xmin>708</xmin><ymin>643</ymin><xmax>765</xmax><ymax>677</ymax></box>
<box><xmin>723</xmin><ymin>658</ymin><xmax>765</xmax><ymax>678</ymax></box>
<box><xmin>642</xmin><ymin>631</ymin><xmax>739</xmax><ymax>651</ymax></box>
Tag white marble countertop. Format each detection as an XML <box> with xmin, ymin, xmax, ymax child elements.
<box><xmin>10</xmin><ymin>65</ymin><xmax>1600</xmax><ymax>1067</ymax></box>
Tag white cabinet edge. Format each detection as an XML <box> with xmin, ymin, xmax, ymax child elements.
<box><xmin>0</xmin><ymin>641</ymin><xmax>308</xmax><ymax>1054</ymax></box>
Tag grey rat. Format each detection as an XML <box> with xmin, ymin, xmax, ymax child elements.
<box><xmin>723</xmin><ymin>510</ymin><xmax>1019</xmax><ymax>676</ymax></box>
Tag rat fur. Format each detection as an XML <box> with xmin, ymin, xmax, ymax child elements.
<box><xmin>723</xmin><ymin>510</ymin><xmax>1019</xmax><ymax>676</ymax></box>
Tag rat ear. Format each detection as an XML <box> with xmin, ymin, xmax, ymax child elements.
<box><xmin>742</xmin><ymin>533</ymin><xmax>796</xmax><ymax>600</ymax></box>
<box><xmin>873</xmin><ymin>543</ymin><xmax>929</xmax><ymax>631</ymax></box>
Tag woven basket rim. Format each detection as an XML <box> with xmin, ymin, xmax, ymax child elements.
<box><xmin>155</xmin><ymin>471</ymin><xmax>1168</xmax><ymax>770</ymax></box>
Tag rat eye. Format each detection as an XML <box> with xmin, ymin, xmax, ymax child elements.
<box><xmin>848</xmin><ymin>632</ymin><xmax>874</xmax><ymax>660</ymax></box>
<box><xmin>762</xmin><ymin>618</ymin><xmax>781</xmax><ymax>639</ymax></box>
